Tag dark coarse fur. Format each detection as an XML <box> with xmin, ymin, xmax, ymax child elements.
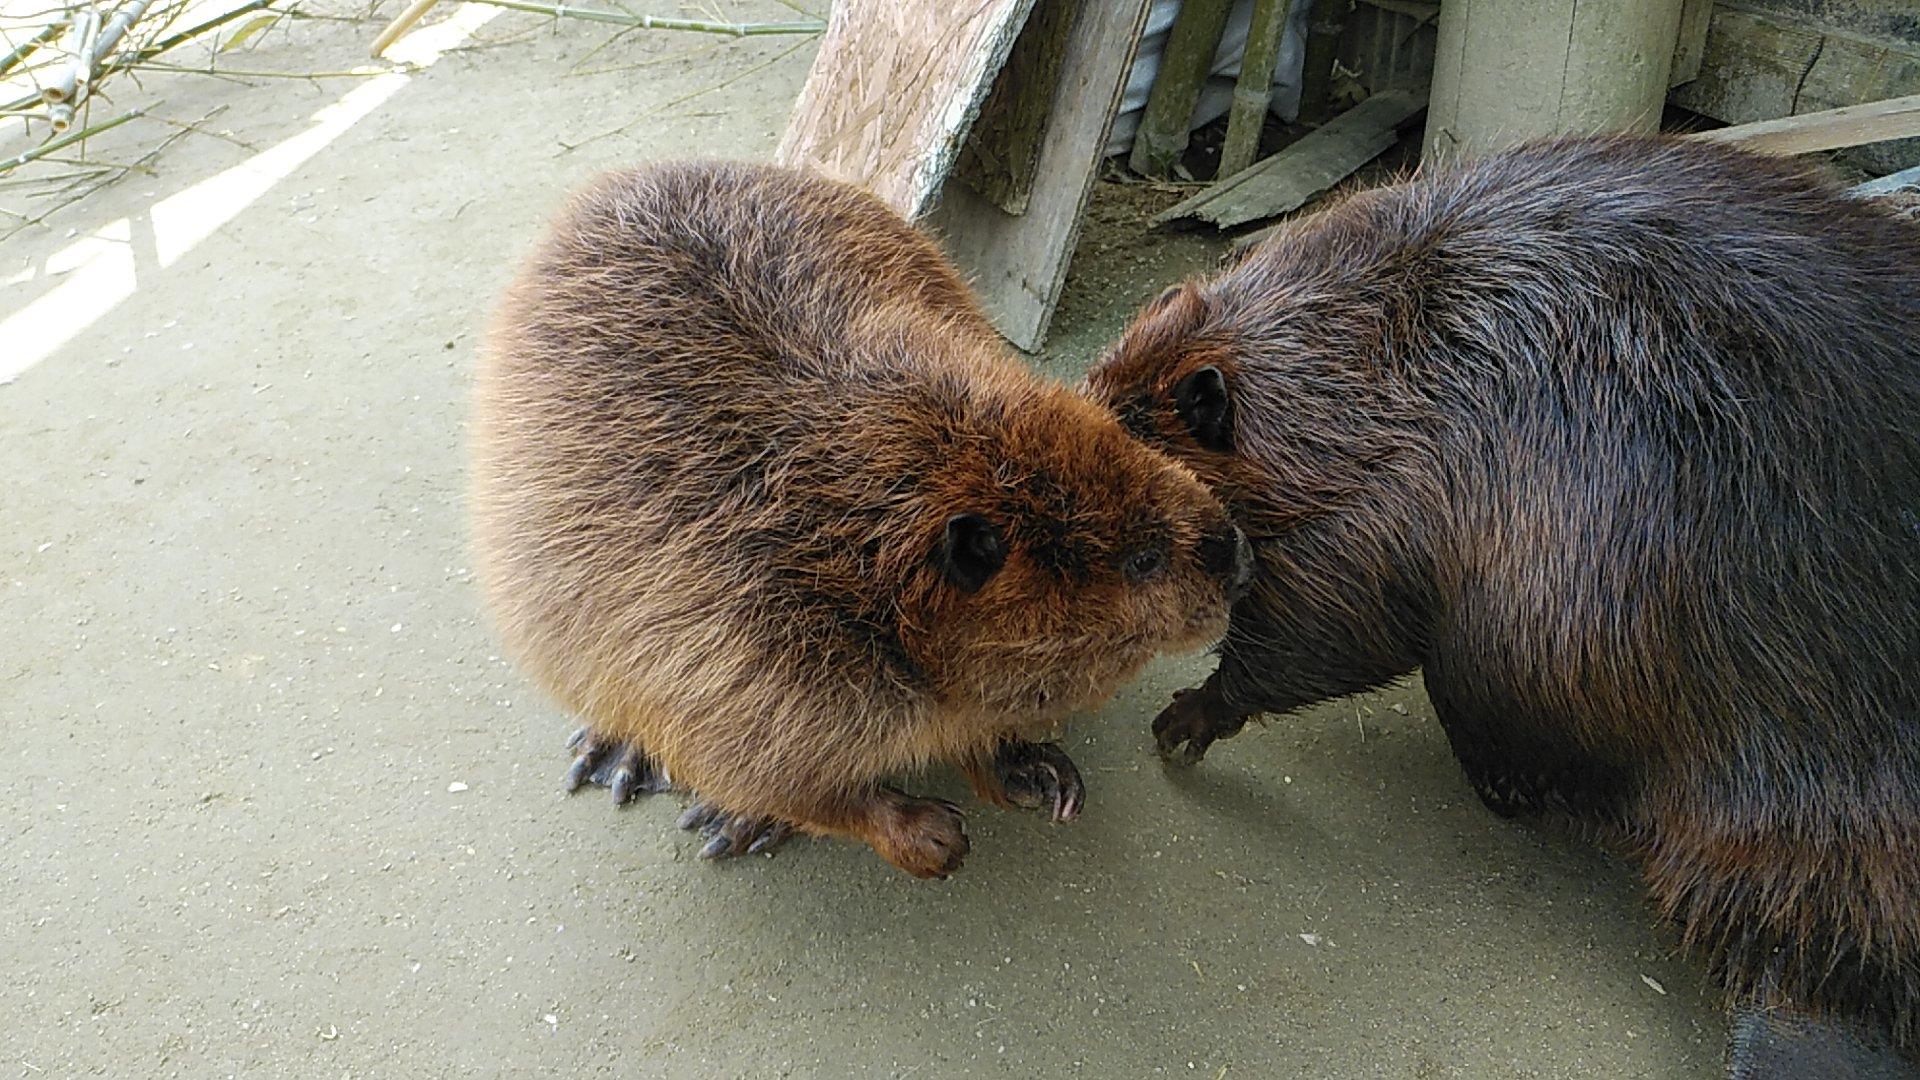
<box><xmin>473</xmin><ymin>162</ymin><xmax>1246</xmax><ymax>878</ymax></box>
<box><xmin>1085</xmin><ymin>136</ymin><xmax>1920</xmax><ymax>1063</ymax></box>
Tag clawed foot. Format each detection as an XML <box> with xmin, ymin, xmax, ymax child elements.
<box><xmin>675</xmin><ymin>799</ymin><xmax>796</xmax><ymax>860</ymax></box>
<box><xmin>1152</xmin><ymin>683</ymin><xmax>1251</xmax><ymax>766</ymax></box>
<box><xmin>563</xmin><ymin>726</ymin><xmax>673</xmax><ymax>804</ymax></box>
<box><xmin>1727</xmin><ymin>1001</ymin><xmax>1918</xmax><ymax>1079</ymax></box>
<box><xmin>987</xmin><ymin>739</ymin><xmax>1084</xmax><ymax>822</ymax></box>
<box><xmin>858</xmin><ymin>790</ymin><xmax>970</xmax><ymax>880</ymax></box>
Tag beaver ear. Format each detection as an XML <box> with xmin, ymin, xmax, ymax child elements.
<box><xmin>1173</xmin><ymin>365</ymin><xmax>1235</xmax><ymax>452</ymax></box>
<box><xmin>938</xmin><ymin>513</ymin><xmax>1005</xmax><ymax>593</ymax></box>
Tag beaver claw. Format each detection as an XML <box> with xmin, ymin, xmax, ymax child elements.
<box><xmin>676</xmin><ymin>799</ymin><xmax>796</xmax><ymax>860</ymax></box>
<box><xmin>991</xmin><ymin>740</ymin><xmax>1085</xmax><ymax>821</ymax></box>
<box><xmin>1152</xmin><ymin>684</ymin><xmax>1251</xmax><ymax>766</ymax></box>
<box><xmin>563</xmin><ymin>726</ymin><xmax>673</xmax><ymax>804</ymax></box>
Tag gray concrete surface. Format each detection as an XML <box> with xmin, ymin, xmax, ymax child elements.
<box><xmin>0</xmin><ymin>5</ymin><xmax>1721</xmax><ymax>1076</ymax></box>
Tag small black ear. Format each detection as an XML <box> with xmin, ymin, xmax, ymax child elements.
<box><xmin>1173</xmin><ymin>365</ymin><xmax>1235</xmax><ymax>452</ymax></box>
<box><xmin>938</xmin><ymin>513</ymin><xmax>1005</xmax><ymax>593</ymax></box>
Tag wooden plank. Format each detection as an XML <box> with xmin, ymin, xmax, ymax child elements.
<box><xmin>1852</xmin><ymin>164</ymin><xmax>1920</xmax><ymax>197</ymax></box>
<box><xmin>927</xmin><ymin>0</ymin><xmax>1153</xmax><ymax>351</ymax></box>
<box><xmin>1670</xmin><ymin>0</ymin><xmax>1713</xmax><ymax>86</ymax></box>
<box><xmin>1689</xmin><ymin>92</ymin><xmax>1920</xmax><ymax>154</ymax></box>
<box><xmin>775</xmin><ymin>0</ymin><xmax>1038</xmax><ymax>220</ymax></box>
<box><xmin>954</xmin><ymin>0</ymin><xmax>1083</xmax><ymax>215</ymax></box>
<box><xmin>1669</xmin><ymin>4</ymin><xmax>1920</xmax><ymax>170</ymax></box>
<box><xmin>1152</xmin><ymin>88</ymin><xmax>1425</xmax><ymax>228</ymax></box>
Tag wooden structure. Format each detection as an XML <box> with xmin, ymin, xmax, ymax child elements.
<box><xmin>930</xmin><ymin>0</ymin><xmax>1155</xmax><ymax>350</ymax></box>
<box><xmin>779</xmin><ymin>0</ymin><xmax>1152</xmax><ymax>352</ymax></box>
<box><xmin>1425</xmin><ymin>0</ymin><xmax>1686</xmax><ymax>163</ymax></box>
<box><xmin>775</xmin><ymin>0</ymin><xmax>1037</xmax><ymax>220</ymax></box>
<box><xmin>775</xmin><ymin>0</ymin><xmax>1920</xmax><ymax>350</ymax></box>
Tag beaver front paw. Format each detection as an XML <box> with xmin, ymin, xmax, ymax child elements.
<box><xmin>1152</xmin><ymin>684</ymin><xmax>1251</xmax><ymax>766</ymax></box>
<box><xmin>988</xmin><ymin>739</ymin><xmax>1085</xmax><ymax>821</ymax></box>
<box><xmin>563</xmin><ymin>726</ymin><xmax>673</xmax><ymax>804</ymax></box>
<box><xmin>865</xmin><ymin>792</ymin><xmax>970</xmax><ymax>880</ymax></box>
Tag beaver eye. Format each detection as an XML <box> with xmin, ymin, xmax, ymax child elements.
<box><xmin>1124</xmin><ymin>547</ymin><xmax>1165</xmax><ymax>582</ymax></box>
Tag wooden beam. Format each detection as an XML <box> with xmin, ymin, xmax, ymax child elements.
<box><xmin>954</xmin><ymin>0</ymin><xmax>1084</xmax><ymax>216</ymax></box>
<box><xmin>1153</xmin><ymin>88</ymin><xmax>1425</xmax><ymax>228</ymax></box>
<box><xmin>1668</xmin><ymin>4</ymin><xmax>1920</xmax><ymax>170</ymax></box>
<box><xmin>1689</xmin><ymin>92</ymin><xmax>1920</xmax><ymax>155</ymax></box>
<box><xmin>776</xmin><ymin>0</ymin><xmax>1038</xmax><ymax>220</ymax></box>
<box><xmin>1426</xmin><ymin>0</ymin><xmax>1683</xmax><ymax>163</ymax></box>
<box><xmin>929</xmin><ymin>0</ymin><xmax>1154</xmax><ymax>351</ymax></box>
<box><xmin>1219</xmin><ymin>0</ymin><xmax>1294</xmax><ymax>177</ymax></box>
<box><xmin>1669</xmin><ymin>0</ymin><xmax>1712</xmax><ymax>86</ymax></box>
<box><xmin>1129</xmin><ymin>0</ymin><xmax>1233</xmax><ymax>178</ymax></box>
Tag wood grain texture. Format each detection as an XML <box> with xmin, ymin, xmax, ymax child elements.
<box><xmin>955</xmin><ymin>0</ymin><xmax>1085</xmax><ymax>215</ymax></box>
<box><xmin>1153</xmin><ymin>88</ymin><xmax>1425</xmax><ymax>228</ymax></box>
<box><xmin>1690</xmin><ymin>92</ymin><xmax>1920</xmax><ymax>154</ymax></box>
<box><xmin>928</xmin><ymin>0</ymin><xmax>1155</xmax><ymax>351</ymax></box>
<box><xmin>774</xmin><ymin>0</ymin><xmax>1038</xmax><ymax>220</ymax></box>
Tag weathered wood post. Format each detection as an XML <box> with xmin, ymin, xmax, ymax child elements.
<box><xmin>1425</xmin><ymin>0</ymin><xmax>1685</xmax><ymax>163</ymax></box>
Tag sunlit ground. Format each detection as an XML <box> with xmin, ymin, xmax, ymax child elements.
<box><xmin>1</xmin><ymin>2</ymin><xmax>497</xmax><ymax>383</ymax></box>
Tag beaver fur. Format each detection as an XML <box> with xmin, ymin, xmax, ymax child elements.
<box><xmin>1085</xmin><ymin>135</ymin><xmax>1920</xmax><ymax>1071</ymax></box>
<box><xmin>473</xmin><ymin>161</ymin><xmax>1248</xmax><ymax>879</ymax></box>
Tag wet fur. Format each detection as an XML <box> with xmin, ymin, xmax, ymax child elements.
<box><xmin>1087</xmin><ymin>136</ymin><xmax>1920</xmax><ymax>1055</ymax></box>
<box><xmin>473</xmin><ymin>162</ymin><xmax>1237</xmax><ymax>874</ymax></box>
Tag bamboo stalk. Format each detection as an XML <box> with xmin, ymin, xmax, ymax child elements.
<box><xmin>460</xmin><ymin>0</ymin><xmax>823</xmax><ymax>34</ymax></box>
<box><xmin>42</xmin><ymin>10</ymin><xmax>100</xmax><ymax>104</ymax></box>
<box><xmin>1130</xmin><ymin>0</ymin><xmax>1233</xmax><ymax>178</ymax></box>
<box><xmin>0</xmin><ymin>22</ymin><xmax>62</xmax><ymax>79</ymax></box>
<box><xmin>0</xmin><ymin>109</ymin><xmax>141</xmax><ymax>173</ymax></box>
<box><xmin>45</xmin><ymin>0</ymin><xmax>156</xmax><ymax>132</ymax></box>
<box><xmin>128</xmin><ymin>0</ymin><xmax>278</xmax><ymax>63</ymax></box>
<box><xmin>86</xmin><ymin>0</ymin><xmax>156</xmax><ymax>73</ymax></box>
<box><xmin>1219</xmin><ymin>0</ymin><xmax>1293</xmax><ymax>177</ymax></box>
<box><xmin>369</xmin><ymin>0</ymin><xmax>441</xmax><ymax>57</ymax></box>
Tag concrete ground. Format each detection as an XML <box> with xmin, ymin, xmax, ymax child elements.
<box><xmin>1</xmin><ymin>5</ymin><xmax>1721</xmax><ymax>1076</ymax></box>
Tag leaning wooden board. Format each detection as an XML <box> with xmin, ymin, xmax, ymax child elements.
<box><xmin>1688</xmin><ymin>93</ymin><xmax>1920</xmax><ymax>157</ymax></box>
<box><xmin>929</xmin><ymin>0</ymin><xmax>1155</xmax><ymax>352</ymax></box>
<box><xmin>1152</xmin><ymin>88</ymin><xmax>1427</xmax><ymax>228</ymax></box>
<box><xmin>775</xmin><ymin>0</ymin><xmax>1039</xmax><ymax>220</ymax></box>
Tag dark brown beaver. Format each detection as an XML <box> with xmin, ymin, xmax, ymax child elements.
<box><xmin>1086</xmin><ymin>136</ymin><xmax>1920</xmax><ymax>1077</ymax></box>
<box><xmin>472</xmin><ymin>161</ymin><xmax>1249</xmax><ymax>879</ymax></box>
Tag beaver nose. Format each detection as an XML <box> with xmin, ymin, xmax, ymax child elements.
<box><xmin>1199</xmin><ymin>523</ymin><xmax>1254</xmax><ymax>594</ymax></box>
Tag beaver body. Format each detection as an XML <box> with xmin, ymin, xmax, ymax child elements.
<box><xmin>474</xmin><ymin>162</ymin><xmax>1248</xmax><ymax>878</ymax></box>
<box><xmin>1087</xmin><ymin>136</ymin><xmax>1920</xmax><ymax>1074</ymax></box>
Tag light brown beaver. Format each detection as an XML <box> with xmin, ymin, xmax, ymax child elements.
<box><xmin>1086</xmin><ymin>135</ymin><xmax>1920</xmax><ymax>1076</ymax></box>
<box><xmin>473</xmin><ymin>161</ymin><xmax>1250</xmax><ymax>879</ymax></box>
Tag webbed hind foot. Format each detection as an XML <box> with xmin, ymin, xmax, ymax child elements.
<box><xmin>676</xmin><ymin>799</ymin><xmax>796</xmax><ymax>860</ymax></box>
<box><xmin>1727</xmin><ymin>1002</ymin><xmax>1919</xmax><ymax>1079</ymax></box>
<box><xmin>562</xmin><ymin>726</ymin><xmax>672</xmax><ymax>805</ymax></box>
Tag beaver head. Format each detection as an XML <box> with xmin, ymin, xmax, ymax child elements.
<box><xmin>1081</xmin><ymin>238</ymin><xmax>1434</xmax><ymax>546</ymax></box>
<box><xmin>840</xmin><ymin>313</ymin><xmax>1251</xmax><ymax>726</ymax></box>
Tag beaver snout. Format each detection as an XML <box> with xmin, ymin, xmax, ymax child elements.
<box><xmin>1199</xmin><ymin>523</ymin><xmax>1254</xmax><ymax>597</ymax></box>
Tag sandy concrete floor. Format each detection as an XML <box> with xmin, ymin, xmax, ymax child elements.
<box><xmin>1</xmin><ymin>6</ymin><xmax>1721</xmax><ymax>1076</ymax></box>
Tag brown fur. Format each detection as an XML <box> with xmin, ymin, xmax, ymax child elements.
<box><xmin>472</xmin><ymin>161</ymin><xmax>1243</xmax><ymax>877</ymax></box>
<box><xmin>1087</xmin><ymin>136</ymin><xmax>1920</xmax><ymax>1063</ymax></box>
